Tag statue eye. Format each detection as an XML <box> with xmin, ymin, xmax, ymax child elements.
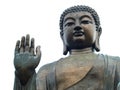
<box><xmin>65</xmin><ymin>22</ymin><xmax>75</xmax><ymax>27</ymax></box>
<box><xmin>81</xmin><ymin>20</ymin><xmax>92</xmax><ymax>24</ymax></box>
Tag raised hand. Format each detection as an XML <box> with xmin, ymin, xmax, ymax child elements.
<box><xmin>14</xmin><ymin>34</ymin><xmax>41</xmax><ymax>85</ymax></box>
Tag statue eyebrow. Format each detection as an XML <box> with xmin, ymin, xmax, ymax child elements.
<box><xmin>64</xmin><ymin>17</ymin><xmax>75</xmax><ymax>23</ymax></box>
<box><xmin>80</xmin><ymin>15</ymin><xmax>92</xmax><ymax>21</ymax></box>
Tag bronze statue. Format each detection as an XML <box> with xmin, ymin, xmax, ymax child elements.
<box><xmin>13</xmin><ymin>5</ymin><xmax>120</xmax><ymax>90</ymax></box>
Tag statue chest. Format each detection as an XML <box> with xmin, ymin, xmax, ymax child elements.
<box><xmin>55</xmin><ymin>56</ymin><xmax>104</xmax><ymax>90</ymax></box>
<box><xmin>66</xmin><ymin>65</ymin><xmax>104</xmax><ymax>90</ymax></box>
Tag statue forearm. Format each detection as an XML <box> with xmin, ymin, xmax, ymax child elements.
<box><xmin>14</xmin><ymin>70</ymin><xmax>36</xmax><ymax>90</ymax></box>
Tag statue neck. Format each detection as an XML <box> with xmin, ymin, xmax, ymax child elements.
<box><xmin>70</xmin><ymin>47</ymin><xmax>93</xmax><ymax>55</ymax></box>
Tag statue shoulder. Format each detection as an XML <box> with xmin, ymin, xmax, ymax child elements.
<box><xmin>36</xmin><ymin>58</ymin><xmax>64</xmax><ymax>79</ymax></box>
<box><xmin>37</xmin><ymin>62</ymin><xmax>56</xmax><ymax>77</ymax></box>
<box><xmin>98</xmin><ymin>54</ymin><xmax>120</xmax><ymax>61</ymax></box>
<box><xmin>107</xmin><ymin>55</ymin><xmax>120</xmax><ymax>63</ymax></box>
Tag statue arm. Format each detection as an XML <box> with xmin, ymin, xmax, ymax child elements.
<box><xmin>13</xmin><ymin>34</ymin><xmax>41</xmax><ymax>90</ymax></box>
<box><xmin>113</xmin><ymin>57</ymin><xmax>120</xmax><ymax>90</ymax></box>
<box><xmin>116</xmin><ymin>58</ymin><xmax>120</xmax><ymax>90</ymax></box>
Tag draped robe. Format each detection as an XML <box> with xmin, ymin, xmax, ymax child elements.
<box><xmin>14</xmin><ymin>53</ymin><xmax>120</xmax><ymax>90</ymax></box>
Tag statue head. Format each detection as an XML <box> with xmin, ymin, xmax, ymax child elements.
<box><xmin>59</xmin><ymin>5</ymin><xmax>102</xmax><ymax>55</ymax></box>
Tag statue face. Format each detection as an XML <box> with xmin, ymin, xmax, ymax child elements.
<box><xmin>62</xmin><ymin>12</ymin><xmax>97</xmax><ymax>50</ymax></box>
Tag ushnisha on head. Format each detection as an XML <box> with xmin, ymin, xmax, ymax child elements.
<box><xmin>59</xmin><ymin>5</ymin><xmax>102</xmax><ymax>55</ymax></box>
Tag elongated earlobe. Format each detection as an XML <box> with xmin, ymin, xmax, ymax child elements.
<box><xmin>94</xmin><ymin>38</ymin><xmax>100</xmax><ymax>52</ymax></box>
<box><xmin>93</xmin><ymin>27</ymin><xmax>102</xmax><ymax>52</ymax></box>
<box><xmin>60</xmin><ymin>31</ymin><xmax>68</xmax><ymax>55</ymax></box>
<box><xmin>63</xmin><ymin>44</ymin><xmax>68</xmax><ymax>55</ymax></box>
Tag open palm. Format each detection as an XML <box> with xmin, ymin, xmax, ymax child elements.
<box><xmin>14</xmin><ymin>34</ymin><xmax>41</xmax><ymax>75</ymax></box>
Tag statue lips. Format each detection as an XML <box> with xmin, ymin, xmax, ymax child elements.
<box><xmin>73</xmin><ymin>30</ymin><xmax>84</xmax><ymax>37</ymax></box>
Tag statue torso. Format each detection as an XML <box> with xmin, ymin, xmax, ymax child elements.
<box><xmin>66</xmin><ymin>56</ymin><xmax>104</xmax><ymax>90</ymax></box>
<box><xmin>37</xmin><ymin>53</ymin><xmax>119</xmax><ymax>90</ymax></box>
<box><xmin>56</xmin><ymin>53</ymin><xmax>104</xmax><ymax>90</ymax></box>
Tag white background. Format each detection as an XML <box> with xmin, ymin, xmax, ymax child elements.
<box><xmin>0</xmin><ymin>0</ymin><xmax>120</xmax><ymax>89</ymax></box>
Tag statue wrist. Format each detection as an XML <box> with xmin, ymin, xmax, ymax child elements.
<box><xmin>15</xmin><ymin>70</ymin><xmax>35</xmax><ymax>85</ymax></box>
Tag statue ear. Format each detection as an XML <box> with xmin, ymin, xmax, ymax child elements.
<box><xmin>63</xmin><ymin>43</ymin><xmax>68</xmax><ymax>55</ymax></box>
<box><xmin>94</xmin><ymin>27</ymin><xmax>102</xmax><ymax>52</ymax></box>
<box><xmin>60</xmin><ymin>31</ymin><xmax>68</xmax><ymax>55</ymax></box>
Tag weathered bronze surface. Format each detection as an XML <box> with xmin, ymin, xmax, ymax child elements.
<box><xmin>13</xmin><ymin>5</ymin><xmax>120</xmax><ymax>90</ymax></box>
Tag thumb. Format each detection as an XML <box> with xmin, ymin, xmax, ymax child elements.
<box><xmin>36</xmin><ymin>46</ymin><xmax>41</xmax><ymax>58</ymax></box>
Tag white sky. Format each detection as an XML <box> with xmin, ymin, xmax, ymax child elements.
<box><xmin>0</xmin><ymin>0</ymin><xmax>120</xmax><ymax>89</ymax></box>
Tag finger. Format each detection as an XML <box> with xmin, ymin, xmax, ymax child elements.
<box><xmin>30</xmin><ymin>38</ymin><xmax>35</xmax><ymax>55</ymax></box>
<box><xmin>15</xmin><ymin>40</ymin><xmax>20</xmax><ymax>54</ymax></box>
<box><xmin>36</xmin><ymin>46</ymin><xmax>41</xmax><ymax>58</ymax></box>
<box><xmin>34</xmin><ymin>46</ymin><xmax>41</xmax><ymax>65</ymax></box>
<box><xmin>25</xmin><ymin>34</ymin><xmax>30</xmax><ymax>52</ymax></box>
<box><xmin>20</xmin><ymin>36</ymin><xmax>25</xmax><ymax>52</ymax></box>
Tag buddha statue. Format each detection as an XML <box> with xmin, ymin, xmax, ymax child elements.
<box><xmin>13</xmin><ymin>5</ymin><xmax>120</xmax><ymax>90</ymax></box>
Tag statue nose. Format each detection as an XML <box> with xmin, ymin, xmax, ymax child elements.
<box><xmin>74</xmin><ymin>26</ymin><xmax>82</xmax><ymax>31</ymax></box>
